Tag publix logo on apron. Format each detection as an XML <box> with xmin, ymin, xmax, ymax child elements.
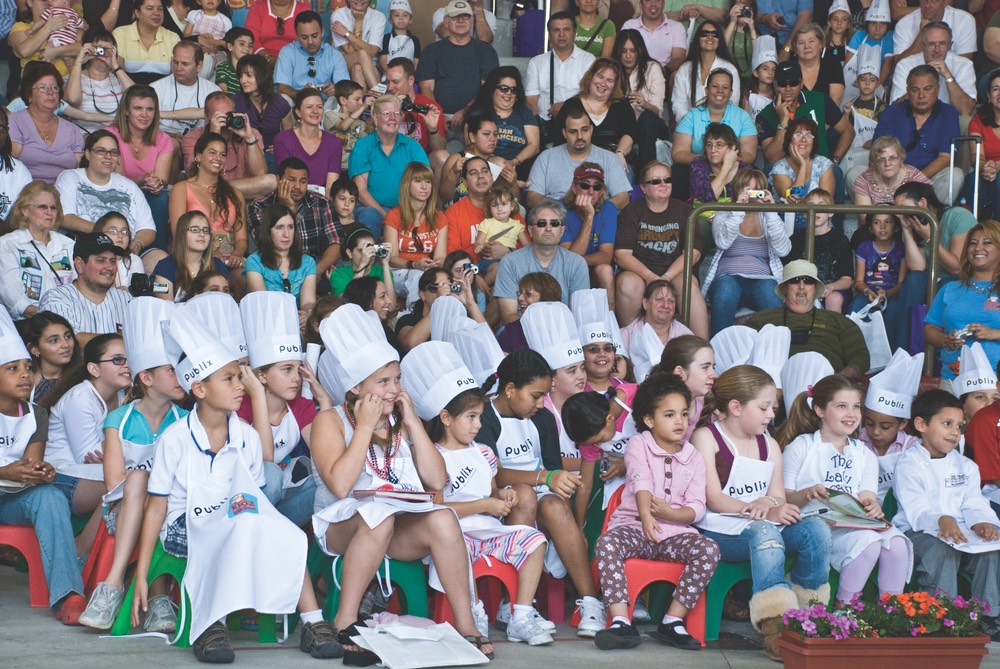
<box><xmin>227</xmin><ymin>492</ymin><xmax>260</xmax><ymax>517</ymax></box>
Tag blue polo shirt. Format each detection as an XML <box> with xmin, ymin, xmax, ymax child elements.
<box><xmin>872</xmin><ymin>100</ymin><xmax>959</xmax><ymax>172</ymax></box>
<box><xmin>348</xmin><ymin>133</ymin><xmax>431</xmax><ymax>209</ymax></box>
<box><xmin>561</xmin><ymin>202</ymin><xmax>619</xmax><ymax>256</ymax></box>
<box><xmin>756</xmin><ymin>0</ymin><xmax>812</xmax><ymax>46</ymax></box>
<box><xmin>675</xmin><ymin>103</ymin><xmax>757</xmax><ymax>155</ymax></box>
<box><xmin>273</xmin><ymin>42</ymin><xmax>349</xmax><ymax>99</ymax></box>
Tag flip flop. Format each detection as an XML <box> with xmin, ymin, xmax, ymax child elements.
<box><xmin>463</xmin><ymin>634</ymin><xmax>495</xmax><ymax>660</ymax></box>
<box><xmin>337</xmin><ymin>620</ymin><xmax>380</xmax><ymax>667</ymax></box>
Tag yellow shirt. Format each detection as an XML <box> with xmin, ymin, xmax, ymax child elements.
<box><xmin>112</xmin><ymin>23</ymin><xmax>179</xmax><ymax>80</ymax></box>
<box><xmin>10</xmin><ymin>21</ymin><xmax>70</xmax><ymax>78</ymax></box>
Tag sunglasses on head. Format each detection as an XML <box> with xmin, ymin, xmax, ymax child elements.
<box><xmin>643</xmin><ymin>177</ymin><xmax>672</xmax><ymax>185</ymax></box>
<box><xmin>533</xmin><ymin>219</ymin><xmax>563</xmax><ymax>228</ymax></box>
<box><xmin>575</xmin><ymin>181</ymin><xmax>604</xmax><ymax>191</ymax></box>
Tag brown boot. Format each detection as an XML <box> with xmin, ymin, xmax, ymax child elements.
<box><xmin>749</xmin><ymin>586</ymin><xmax>798</xmax><ymax>663</ymax></box>
<box><xmin>758</xmin><ymin>616</ymin><xmax>784</xmax><ymax>662</ymax></box>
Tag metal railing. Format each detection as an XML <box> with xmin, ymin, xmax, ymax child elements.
<box><xmin>680</xmin><ymin>202</ymin><xmax>941</xmax><ymax>376</ymax></box>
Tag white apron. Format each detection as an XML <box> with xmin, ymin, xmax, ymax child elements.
<box><xmin>183</xmin><ymin>422</ymin><xmax>306</xmax><ymax>642</ymax></box>
<box><xmin>545</xmin><ymin>396</ymin><xmax>580</xmax><ymax>463</ymax></box>
<box><xmin>0</xmin><ymin>403</ymin><xmax>38</xmax><ymax>493</ymax></box>
<box><xmin>102</xmin><ymin>403</ymin><xmax>182</xmax><ymax>506</ymax></box>
<box><xmin>747</xmin><ymin>92</ymin><xmax>772</xmax><ymax>122</ymax></box>
<box><xmin>271</xmin><ymin>407</ymin><xmax>302</xmax><ymax>466</ymax></box>
<box><xmin>851</xmin><ymin>110</ymin><xmax>878</xmax><ymax>150</ymax></box>
<box><xmin>440</xmin><ymin>444</ymin><xmax>535</xmax><ymax>541</ymax></box>
<box><xmin>696</xmin><ymin>423</ymin><xmax>776</xmax><ymax>535</ymax></box>
<box><xmin>874</xmin><ymin>450</ymin><xmax>904</xmax><ymax>504</ymax></box>
<box><xmin>596</xmin><ymin>397</ymin><xmax>637</xmax><ymax>509</ymax></box>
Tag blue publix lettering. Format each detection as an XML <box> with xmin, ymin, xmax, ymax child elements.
<box><xmin>183</xmin><ymin>358</ymin><xmax>216</xmax><ymax>384</ymax></box>
<box><xmin>0</xmin><ymin>435</ymin><xmax>17</xmax><ymax>447</ymax></box>
<box><xmin>876</xmin><ymin>396</ymin><xmax>905</xmax><ymax>410</ymax></box>
<box><xmin>725</xmin><ymin>480</ymin><xmax>768</xmax><ymax>496</ymax></box>
<box><xmin>456</xmin><ymin>376</ymin><xmax>477</xmax><ymax>387</ymax></box>
<box><xmin>565</xmin><ymin>346</ymin><xmax>583</xmax><ymax>357</ymax></box>
<box><xmin>504</xmin><ymin>438</ymin><xmax>533</xmax><ymax>458</ymax></box>
<box><xmin>277</xmin><ymin>343</ymin><xmax>303</xmax><ymax>354</ymax></box>
<box><xmin>449</xmin><ymin>465</ymin><xmax>475</xmax><ymax>492</ymax></box>
<box><xmin>192</xmin><ymin>496</ymin><xmax>228</xmax><ymax>517</ymax></box>
<box><xmin>965</xmin><ymin>378</ymin><xmax>991</xmax><ymax>389</ymax></box>
<box><xmin>589</xmin><ymin>331</ymin><xmax>612</xmax><ymax>341</ymax></box>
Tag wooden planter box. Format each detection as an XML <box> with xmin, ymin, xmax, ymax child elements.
<box><xmin>777</xmin><ymin>630</ymin><xmax>991</xmax><ymax>669</ymax></box>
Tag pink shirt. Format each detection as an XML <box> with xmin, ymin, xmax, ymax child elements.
<box><xmin>579</xmin><ymin>380</ymin><xmax>638</xmax><ymax>462</ymax></box>
<box><xmin>620</xmin><ymin>16</ymin><xmax>687</xmax><ymax>68</ymax></box>
<box><xmin>608</xmin><ymin>431</ymin><xmax>706</xmax><ymax>541</ymax></box>
<box><xmin>108</xmin><ymin>125</ymin><xmax>172</xmax><ymax>181</ymax></box>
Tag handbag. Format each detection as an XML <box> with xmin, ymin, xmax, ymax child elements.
<box><xmin>848</xmin><ymin>300</ymin><xmax>892</xmax><ymax>373</ymax></box>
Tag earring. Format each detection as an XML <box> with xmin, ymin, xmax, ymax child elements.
<box><xmin>506</xmin><ymin>391</ymin><xmax>512</xmax><ymax>400</ymax></box>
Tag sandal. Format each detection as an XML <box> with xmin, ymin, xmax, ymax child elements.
<box><xmin>240</xmin><ymin>612</ymin><xmax>258</xmax><ymax>631</ymax></box>
<box><xmin>464</xmin><ymin>634</ymin><xmax>495</xmax><ymax>660</ymax></box>
<box><xmin>337</xmin><ymin>620</ymin><xmax>380</xmax><ymax>667</ymax></box>
<box><xmin>723</xmin><ymin>592</ymin><xmax>751</xmax><ymax>621</ymax></box>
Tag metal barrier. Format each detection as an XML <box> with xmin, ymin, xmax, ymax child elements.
<box><xmin>680</xmin><ymin>202</ymin><xmax>941</xmax><ymax>376</ymax></box>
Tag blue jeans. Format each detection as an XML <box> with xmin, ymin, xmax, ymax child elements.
<box><xmin>708</xmin><ymin>275</ymin><xmax>781</xmax><ymax>336</ymax></box>
<box><xmin>701</xmin><ymin>517</ymin><xmax>831</xmax><ymax>593</ymax></box>
<box><xmin>354</xmin><ymin>206</ymin><xmax>385</xmax><ymax>242</ymax></box>
<box><xmin>144</xmin><ymin>189</ymin><xmax>170</xmax><ymax>251</ymax></box>
<box><xmin>262</xmin><ymin>461</ymin><xmax>317</xmax><ymax>528</ymax></box>
<box><xmin>0</xmin><ymin>485</ymin><xmax>84</xmax><ymax>607</ymax></box>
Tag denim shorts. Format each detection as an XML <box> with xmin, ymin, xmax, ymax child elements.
<box><xmin>51</xmin><ymin>474</ymin><xmax>80</xmax><ymax>513</ymax></box>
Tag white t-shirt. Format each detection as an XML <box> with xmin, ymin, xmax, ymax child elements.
<box><xmin>892</xmin><ymin>6</ymin><xmax>976</xmax><ymax>57</ymax></box>
<box><xmin>431</xmin><ymin>7</ymin><xmax>497</xmax><ymax>41</ymax></box>
<box><xmin>150</xmin><ymin>75</ymin><xmax>221</xmax><ymax>135</ymax></box>
<box><xmin>0</xmin><ymin>227</ymin><xmax>75</xmax><ymax>319</ymax></box>
<box><xmin>46</xmin><ymin>381</ymin><xmax>111</xmax><ymax>480</ymax></box>
<box><xmin>890</xmin><ymin>52</ymin><xmax>976</xmax><ymax>105</ymax></box>
<box><xmin>55</xmin><ymin>169</ymin><xmax>155</xmax><ymax>237</ymax></box>
<box><xmin>0</xmin><ymin>158</ymin><xmax>33</xmax><ymax>219</ymax></box>
<box><xmin>524</xmin><ymin>47</ymin><xmax>597</xmax><ymax>120</ymax></box>
<box><xmin>331</xmin><ymin>7</ymin><xmax>386</xmax><ymax>49</ymax></box>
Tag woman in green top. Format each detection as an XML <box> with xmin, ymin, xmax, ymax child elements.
<box><xmin>574</xmin><ymin>0</ymin><xmax>616</xmax><ymax>58</ymax></box>
<box><xmin>328</xmin><ymin>225</ymin><xmax>397</xmax><ymax>302</ymax></box>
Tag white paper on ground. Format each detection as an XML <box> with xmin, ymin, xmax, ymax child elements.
<box><xmin>354</xmin><ymin>621</ymin><xmax>489</xmax><ymax>669</ymax></box>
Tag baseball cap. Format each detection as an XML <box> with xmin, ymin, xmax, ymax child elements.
<box><xmin>74</xmin><ymin>232</ymin><xmax>127</xmax><ymax>261</ymax></box>
<box><xmin>389</xmin><ymin>0</ymin><xmax>412</xmax><ymax>14</ymax></box>
<box><xmin>445</xmin><ymin>0</ymin><xmax>473</xmax><ymax>17</ymax></box>
<box><xmin>775</xmin><ymin>61</ymin><xmax>802</xmax><ymax>85</ymax></box>
<box><xmin>573</xmin><ymin>164</ymin><xmax>605</xmax><ymax>184</ymax></box>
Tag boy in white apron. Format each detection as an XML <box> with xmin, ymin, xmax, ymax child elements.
<box><xmin>135</xmin><ymin>303</ymin><xmax>340</xmax><ymax>663</ymax></box>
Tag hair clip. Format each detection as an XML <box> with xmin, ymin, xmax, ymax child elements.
<box><xmin>806</xmin><ymin>384</ymin><xmax>814</xmax><ymax>398</ymax></box>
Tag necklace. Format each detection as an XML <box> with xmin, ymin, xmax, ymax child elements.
<box><xmin>28</xmin><ymin>110</ymin><xmax>56</xmax><ymax>143</ymax></box>
<box><xmin>970</xmin><ymin>280</ymin><xmax>995</xmax><ymax>296</ymax></box>
<box><xmin>346</xmin><ymin>410</ymin><xmax>401</xmax><ymax>484</ymax></box>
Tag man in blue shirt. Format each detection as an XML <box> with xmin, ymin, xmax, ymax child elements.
<box><xmin>757</xmin><ymin>0</ymin><xmax>812</xmax><ymax>50</ymax></box>
<box><xmin>872</xmin><ymin>64</ymin><xmax>961</xmax><ymax>206</ymax></box>
<box><xmin>274</xmin><ymin>11</ymin><xmax>349</xmax><ymax>101</ymax></box>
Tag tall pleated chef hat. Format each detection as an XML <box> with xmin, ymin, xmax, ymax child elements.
<box><xmin>865</xmin><ymin>0</ymin><xmax>890</xmax><ymax>22</ymax></box>
<box><xmin>750</xmin><ymin>324</ymin><xmax>791</xmax><ymax>389</ymax></box>
<box><xmin>401</xmin><ymin>341</ymin><xmax>478</xmax><ymax>421</ymax></box>
<box><xmin>630</xmin><ymin>322</ymin><xmax>665</xmax><ymax>383</ymax></box>
<box><xmin>953</xmin><ymin>342</ymin><xmax>997</xmax><ymax>398</ymax></box>
<box><xmin>430</xmin><ymin>295</ymin><xmax>466</xmax><ymax>342</ymax></box>
<box><xmin>752</xmin><ymin>35</ymin><xmax>777</xmax><ymax>70</ymax></box>
<box><xmin>570</xmin><ymin>288</ymin><xmax>615</xmax><ymax>346</ymax></box>
<box><xmin>240</xmin><ymin>291</ymin><xmax>304</xmax><ymax>368</ymax></box>
<box><xmin>521</xmin><ymin>301</ymin><xmax>584</xmax><ymax>370</ymax></box>
<box><xmin>607</xmin><ymin>312</ymin><xmax>626</xmax><ymax>356</ymax></box>
<box><xmin>780</xmin><ymin>352</ymin><xmax>834</xmax><ymax>416</ymax></box>
<box><xmin>123</xmin><ymin>296</ymin><xmax>174</xmax><ymax>375</ymax></box>
<box><xmin>865</xmin><ymin>349</ymin><xmax>924</xmax><ymax>418</ymax></box>
<box><xmin>319</xmin><ymin>304</ymin><xmax>399</xmax><ymax>404</ymax></box>
<box><xmin>711</xmin><ymin>325</ymin><xmax>758</xmax><ymax>375</ymax></box>
<box><xmin>0</xmin><ymin>308</ymin><xmax>30</xmax><ymax>365</ymax></box>
<box><xmin>163</xmin><ymin>302</ymin><xmax>238</xmax><ymax>391</ymax></box>
<box><xmin>183</xmin><ymin>291</ymin><xmax>247</xmax><ymax>361</ymax></box>
<box><xmin>448</xmin><ymin>318</ymin><xmax>505</xmax><ymax>387</ymax></box>
<box><xmin>828</xmin><ymin>0</ymin><xmax>850</xmax><ymax>15</ymax></box>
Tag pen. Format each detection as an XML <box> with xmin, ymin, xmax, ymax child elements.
<box><xmin>800</xmin><ymin>508</ymin><xmax>829</xmax><ymax>518</ymax></box>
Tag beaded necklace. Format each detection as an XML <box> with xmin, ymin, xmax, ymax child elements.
<box><xmin>346</xmin><ymin>407</ymin><xmax>402</xmax><ymax>485</ymax></box>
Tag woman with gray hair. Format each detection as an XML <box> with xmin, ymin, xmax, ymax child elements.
<box><xmin>850</xmin><ymin>135</ymin><xmax>931</xmax><ymax>233</ymax></box>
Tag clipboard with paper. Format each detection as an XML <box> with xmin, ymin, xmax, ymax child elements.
<box><xmin>805</xmin><ymin>489</ymin><xmax>892</xmax><ymax>530</ymax></box>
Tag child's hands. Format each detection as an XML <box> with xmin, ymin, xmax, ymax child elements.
<box><xmin>498</xmin><ymin>486</ymin><xmax>518</xmax><ymax>507</ymax></box>
<box><xmin>239</xmin><ymin>364</ymin><xmax>266</xmax><ymax>400</ymax></box>
<box><xmin>972</xmin><ymin>522</ymin><xmax>1000</xmax><ymax>542</ymax></box>
<box><xmin>861</xmin><ymin>497</ymin><xmax>884</xmax><ymax>519</ymax></box>
<box><xmin>354</xmin><ymin>393</ymin><xmax>386</xmax><ymax>431</ymax></box>
<box><xmin>802</xmin><ymin>484</ymin><xmax>830</xmax><ymax>502</ymax></box>
<box><xmin>641</xmin><ymin>513</ymin><xmax>662</xmax><ymax>542</ymax></box>
<box><xmin>132</xmin><ymin>578</ymin><xmax>149</xmax><ymax>627</ymax></box>
<box><xmin>741</xmin><ymin>497</ymin><xmax>775</xmax><ymax>520</ymax></box>
<box><xmin>547</xmin><ymin>470</ymin><xmax>582</xmax><ymax>499</ymax></box>
<box><xmin>396</xmin><ymin>389</ymin><xmax>421</xmax><ymax>428</ymax></box>
<box><xmin>650</xmin><ymin>496</ymin><xmax>678</xmax><ymax>521</ymax></box>
<box><xmin>769</xmin><ymin>502</ymin><xmax>803</xmax><ymax>525</ymax></box>
<box><xmin>598</xmin><ymin>455</ymin><xmax>625</xmax><ymax>482</ymax></box>
<box><xmin>483</xmin><ymin>496</ymin><xmax>513</xmax><ymax>517</ymax></box>
<box><xmin>938</xmin><ymin>515</ymin><xmax>968</xmax><ymax>543</ymax></box>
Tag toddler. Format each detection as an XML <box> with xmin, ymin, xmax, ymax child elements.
<box><xmin>788</xmin><ymin>189</ymin><xmax>853</xmax><ymax>313</ymax></box>
<box><xmin>30</xmin><ymin>0</ymin><xmax>84</xmax><ymax>71</ymax></box>
<box><xmin>184</xmin><ymin>0</ymin><xmax>233</xmax><ymax>66</ymax></box>
<box><xmin>474</xmin><ymin>184</ymin><xmax>529</xmax><ymax>284</ymax></box>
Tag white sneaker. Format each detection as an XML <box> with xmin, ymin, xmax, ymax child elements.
<box><xmin>143</xmin><ymin>594</ymin><xmax>178</xmax><ymax>633</ymax></box>
<box><xmin>78</xmin><ymin>582</ymin><xmax>124</xmax><ymax>630</ymax></box>
<box><xmin>575</xmin><ymin>597</ymin><xmax>607</xmax><ymax>638</ymax></box>
<box><xmin>495</xmin><ymin>601</ymin><xmax>556</xmax><ymax>633</ymax></box>
<box><xmin>473</xmin><ymin>600</ymin><xmax>489</xmax><ymax>638</ymax></box>
<box><xmin>506</xmin><ymin>614</ymin><xmax>555</xmax><ymax>646</ymax></box>
<box><xmin>633</xmin><ymin>598</ymin><xmax>651</xmax><ymax>623</ymax></box>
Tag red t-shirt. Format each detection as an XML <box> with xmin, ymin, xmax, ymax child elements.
<box><xmin>966</xmin><ymin>400</ymin><xmax>1000</xmax><ymax>485</ymax></box>
<box><xmin>399</xmin><ymin>94</ymin><xmax>446</xmax><ymax>153</ymax></box>
<box><xmin>445</xmin><ymin>196</ymin><xmax>526</xmax><ymax>261</ymax></box>
<box><xmin>236</xmin><ymin>394</ymin><xmax>317</xmax><ymax>437</ymax></box>
<box><xmin>383</xmin><ymin>207</ymin><xmax>449</xmax><ymax>262</ymax></box>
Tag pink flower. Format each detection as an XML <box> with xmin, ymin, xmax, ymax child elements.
<box><xmin>943</xmin><ymin>619</ymin><xmax>954</xmax><ymax>627</ymax></box>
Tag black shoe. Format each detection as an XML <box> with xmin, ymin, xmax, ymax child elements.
<box><xmin>193</xmin><ymin>622</ymin><xmax>235</xmax><ymax>664</ymax></box>
<box><xmin>648</xmin><ymin>620</ymin><xmax>701</xmax><ymax>650</ymax></box>
<box><xmin>594</xmin><ymin>621</ymin><xmax>642</xmax><ymax>650</ymax></box>
<box><xmin>300</xmin><ymin>620</ymin><xmax>343</xmax><ymax>659</ymax></box>
<box><xmin>337</xmin><ymin>620</ymin><xmax>380</xmax><ymax>667</ymax></box>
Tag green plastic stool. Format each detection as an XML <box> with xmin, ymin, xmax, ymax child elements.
<box><xmin>308</xmin><ymin>539</ymin><xmax>429</xmax><ymax>620</ymax></box>
<box><xmin>705</xmin><ymin>560</ymin><xmax>753</xmax><ymax>641</ymax></box>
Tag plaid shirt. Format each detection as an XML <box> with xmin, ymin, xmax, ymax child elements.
<box><xmin>249</xmin><ymin>191</ymin><xmax>342</xmax><ymax>261</ymax></box>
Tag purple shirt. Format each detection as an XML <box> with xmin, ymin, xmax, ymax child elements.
<box><xmin>855</xmin><ymin>239</ymin><xmax>904</xmax><ymax>292</ymax></box>
<box><xmin>9</xmin><ymin>110</ymin><xmax>83</xmax><ymax>184</ymax></box>
<box><xmin>234</xmin><ymin>92</ymin><xmax>292</xmax><ymax>150</ymax></box>
<box><xmin>690</xmin><ymin>157</ymin><xmax>752</xmax><ymax>204</ymax></box>
<box><xmin>272</xmin><ymin>129</ymin><xmax>343</xmax><ymax>190</ymax></box>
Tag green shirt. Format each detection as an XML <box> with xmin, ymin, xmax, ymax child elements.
<box><xmin>756</xmin><ymin>90</ymin><xmax>837</xmax><ymax>157</ymax></box>
<box><xmin>926</xmin><ymin>206</ymin><xmax>977</xmax><ymax>279</ymax></box>
<box><xmin>215</xmin><ymin>60</ymin><xmax>239</xmax><ymax>92</ymax></box>
<box><xmin>574</xmin><ymin>18</ymin><xmax>616</xmax><ymax>57</ymax></box>
<box><xmin>745</xmin><ymin>307</ymin><xmax>871</xmax><ymax>374</ymax></box>
<box><xmin>329</xmin><ymin>263</ymin><xmax>385</xmax><ymax>296</ymax></box>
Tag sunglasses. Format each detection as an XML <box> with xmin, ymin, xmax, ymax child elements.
<box><xmin>307</xmin><ymin>55</ymin><xmax>316</xmax><ymax>79</ymax></box>
<box><xmin>276</xmin><ymin>16</ymin><xmax>285</xmax><ymax>34</ymax></box>
<box><xmin>282</xmin><ymin>277</ymin><xmax>291</xmax><ymax>293</ymax></box>
<box><xmin>575</xmin><ymin>181</ymin><xmax>604</xmax><ymax>191</ymax></box>
<box><xmin>585</xmin><ymin>344</ymin><xmax>616</xmax><ymax>355</ymax></box>
<box><xmin>776</xmin><ymin>80</ymin><xmax>802</xmax><ymax>88</ymax></box>
<box><xmin>698</xmin><ymin>30</ymin><xmax>720</xmax><ymax>38</ymax></box>
<box><xmin>533</xmin><ymin>219</ymin><xmax>563</xmax><ymax>228</ymax></box>
<box><xmin>643</xmin><ymin>177</ymin><xmax>672</xmax><ymax>185</ymax></box>
<box><xmin>496</xmin><ymin>84</ymin><xmax>519</xmax><ymax>94</ymax></box>
<box><xmin>97</xmin><ymin>355</ymin><xmax>128</xmax><ymax>367</ymax></box>
<box><xmin>788</xmin><ymin>276</ymin><xmax>817</xmax><ymax>286</ymax></box>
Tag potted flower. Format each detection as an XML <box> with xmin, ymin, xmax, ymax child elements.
<box><xmin>778</xmin><ymin>592</ymin><xmax>991</xmax><ymax>669</ymax></box>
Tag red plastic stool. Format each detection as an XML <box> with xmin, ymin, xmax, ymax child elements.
<box><xmin>0</xmin><ymin>525</ymin><xmax>50</xmax><ymax>607</ymax></box>
<box><xmin>539</xmin><ymin>573</ymin><xmax>566</xmax><ymax>624</ymax></box>
<box><xmin>432</xmin><ymin>557</ymin><xmax>521</xmax><ymax>625</ymax></box>
<box><xmin>82</xmin><ymin>523</ymin><xmax>140</xmax><ymax>596</ymax></box>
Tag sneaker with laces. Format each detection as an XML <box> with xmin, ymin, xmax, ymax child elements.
<box><xmin>506</xmin><ymin>615</ymin><xmax>554</xmax><ymax>646</ymax></box>
<box><xmin>79</xmin><ymin>582</ymin><xmax>124</xmax><ymax>630</ymax></box>
<box><xmin>193</xmin><ymin>622</ymin><xmax>235</xmax><ymax>664</ymax></box>
<box><xmin>300</xmin><ymin>620</ymin><xmax>343</xmax><ymax>658</ymax></box>
<box><xmin>495</xmin><ymin>601</ymin><xmax>556</xmax><ymax>633</ymax></box>
<box><xmin>594</xmin><ymin>621</ymin><xmax>642</xmax><ymax>650</ymax></box>
<box><xmin>143</xmin><ymin>594</ymin><xmax>178</xmax><ymax>634</ymax></box>
<box><xmin>575</xmin><ymin>597</ymin><xmax>607</xmax><ymax>638</ymax></box>
<box><xmin>473</xmin><ymin>600</ymin><xmax>489</xmax><ymax>638</ymax></box>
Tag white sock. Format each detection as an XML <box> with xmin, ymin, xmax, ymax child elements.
<box><xmin>301</xmin><ymin>609</ymin><xmax>322</xmax><ymax>625</ymax></box>
<box><xmin>512</xmin><ymin>604</ymin><xmax>532</xmax><ymax>623</ymax></box>
<box><xmin>662</xmin><ymin>614</ymin><xmax>682</xmax><ymax>625</ymax></box>
<box><xmin>612</xmin><ymin>616</ymin><xmax>631</xmax><ymax>626</ymax></box>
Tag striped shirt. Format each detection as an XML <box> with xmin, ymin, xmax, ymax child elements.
<box><xmin>112</xmin><ymin>23</ymin><xmax>179</xmax><ymax>85</ymax></box>
<box><xmin>73</xmin><ymin>74</ymin><xmax>125</xmax><ymax>133</ymax></box>
<box><xmin>38</xmin><ymin>283</ymin><xmax>132</xmax><ymax>335</ymax></box>
<box><xmin>715</xmin><ymin>233</ymin><xmax>771</xmax><ymax>278</ymax></box>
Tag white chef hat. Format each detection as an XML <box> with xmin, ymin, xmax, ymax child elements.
<box><xmin>865</xmin><ymin>0</ymin><xmax>890</xmax><ymax>22</ymax></box>
<box><xmin>828</xmin><ymin>0</ymin><xmax>850</xmax><ymax>15</ymax></box>
<box><xmin>319</xmin><ymin>304</ymin><xmax>399</xmax><ymax>404</ymax></box>
<box><xmin>752</xmin><ymin>35</ymin><xmax>777</xmax><ymax>70</ymax></box>
<box><xmin>630</xmin><ymin>322</ymin><xmax>665</xmax><ymax>383</ymax></box>
<box><xmin>123</xmin><ymin>296</ymin><xmax>174</xmax><ymax>375</ymax></box>
<box><xmin>865</xmin><ymin>349</ymin><xmax>924</xmax><ymax>418</ymax></box>
<box><xmin>780</xmin><ymin>352</ymin><xmax>834</xmax><ymax>415</ymax></box>
<box><xmin>401</xmin><ymin>341</ymin><xmax>478</xmax><ymax>421</ymax></box>
<box><xmin>239</xmin><ymin>292</ymin><xmax>304</xmax><ymax>369</ymax></box>
<box><xmin>521</xmin><ymin>301</ymin><xmax>584</xmax><ymax>370</ymax></box>
<box><xmin>0</xmin><ymin>309</ymin><xmax>30</xmax><ymax>365</ymax></box>
<box><xmin>953</xmin><ymin>342</ymin><xmax>998</xmax><ymax>398</ymax></box>
<box><xmin>184</xmin><ymin>292</ymin><xmax>247</xmax><ymax>361</ymax></box>
<box><xmin>430</xmin><ymin>295</ymin><xmax>466</xmax><ymax>342</ymax></box>
<box><xmin>570</xmin><ymin>288</ymin><xmax>615</xmax><ymax>346</ymax></box>
<box><xmin>855</xmin><ymin>45</ymin><xmax>881</xmax><ymax>80</ymax></box>
<box><xmin>711</xmin><ymin>325</ymin><xmax>758</xmax><ymax>375</ymax></box>
<box><xmin>163</xmin><ymin>303</ymin><xmax>238</xmax><ymax>392</ymax></box>
<box><xmin>750</xmin><ymin>324</ymin><xmax>791</xmax><ymax>389</ymax></box>
<box><xmin>607</xmin><ymin>312</ymin><xmax>626</xmax><ymax>356</ymax></box>
<box><xmin>316</xmin><ymin>348</ymin><xmax>342</xmax><ymax>405</ymax></box>
<box><xmin>448</xmin><ymin>319</ymin><xmax>505</xmax><ymax>387</ymax></box>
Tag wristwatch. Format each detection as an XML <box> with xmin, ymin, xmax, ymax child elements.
<box><xmin>945</xmin><ymin>76</ymin><xmax>955</xmax><ymax>84</ymax></box>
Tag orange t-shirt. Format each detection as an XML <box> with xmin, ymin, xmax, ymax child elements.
<box><xmin>383</xmin><ymin>207</ymin><xmax>449</xmax><ymax>262</ymax></box>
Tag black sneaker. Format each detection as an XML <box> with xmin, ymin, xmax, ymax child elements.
<box><xmin>648</xmin><ymin>620</ymin><xmax>701</xmax><ymax>651</ymax></box>
<box><xmin>594</xmin><ymin>621</ymin><xmax>642</xmax><ymax>650</ymax></box>
<box><xmin>193</xmin><ymin>622</ymin><xmax>235</xmax><ymax>664</ymax></box>
<box><xmin>300</xmin><ymin>620</ymin><xmax>343</xmax><ymax>659</ymax></box>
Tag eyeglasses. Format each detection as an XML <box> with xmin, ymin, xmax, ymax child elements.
<box><xmin>33</xmin><ymin>85</ymin><xmax>59</xmax><ymax>93</ymax></box>
<box><xmin>378</xmin><ymin>110</ymin><xmax>403</xmax><ymax>118</ymax></box>
<box><xmin>584</xmin><ymin>344</ymin><xmax>616</xmax><ymax>355</ymax></box>
<box><xmin>789</xmin><ymin>276</ymin><xmax>817</xmax><ymax>286</ymax></box>
<box><xmin>791</xmin><ymin>132</ymin><xmax>814</xmax><ymax>140</ymax></box>
<box><xmin>643</xmin><ymin>177</ymin><xmax>672</xmax><ymax>185</ymax></box>
<box><xmin>276</xmin><ymin>16</ymin><xmax>285</xmax><ymax>34</ymax></box>
<box><xmin>776</xmin><ymin>81</ymin><xmax>801</xmax><ymax>88</ymax></box>
<box><xmin>425</xmin><ymin>282</ymin><xmax>448</xmax><ymax>292</ymax></box>
<box><xmin>876</xmin><ymin>155</ymin><xmax>901</xmax><ymax>164</ymax></box>
<box><xmin>31</xmin><ymin>204</ymin><xmax>57</xmax><ymax>211</ymax></box>
<box><xmin>282</xmin><ymin>277</ymin><xmax>291</xmax><ymax>293</ymax></box>
<box><xmin>97</xmin><ymin>355</ymin><xmax>128</xmax><ymax>366</ymax></box>
<box><xmin>307</xmin><ymin>55</ymin><xmax>316</xmax><ymax>79</ymax></box>
<box><xmin>89</xmin><ymin>147</ymin><xmax>121</xmax><ymax>157</ymax></box>
<box><xmin>103</xmin><ymin>227</ymin><xmax>128</xmax><ymax>236</ymax></box>
<box><xmin>575</xmin><ymin>181</ymin><xmax>604</xmax><ymax>191</ymax></box>
<box><xmin>533</xmin><ymin>219</ymin><xmax>563</xmax><ymax>228</ymax></box>
<box><xmin>496</xmin><ymin>84</ymin><xmax>519</xmax><ymax>94</ymax></box>
<box><xmin>187</xmin><ymin>226</ymin><xmax>212</xmax><ymax>235</ymax></box>
<box><xmin>698</xmin><ymin>30</ymin><xmax>720</xmax><ymax>38</ymax></box>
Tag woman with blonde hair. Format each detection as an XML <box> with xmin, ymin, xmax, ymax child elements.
<box><xmin>0</xmin><ymin>181</ymin><xmax>74</xmax><ymax>319</ymax></box>
<box><xmin>850</xmin><ymin>136</ymin><xmax>931</xmax><ymax>233</ymax></box>
<box><xmin>151</xmin><ymin>211</ymin><xmax>230</xmax><ymax>302</ymax></box>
